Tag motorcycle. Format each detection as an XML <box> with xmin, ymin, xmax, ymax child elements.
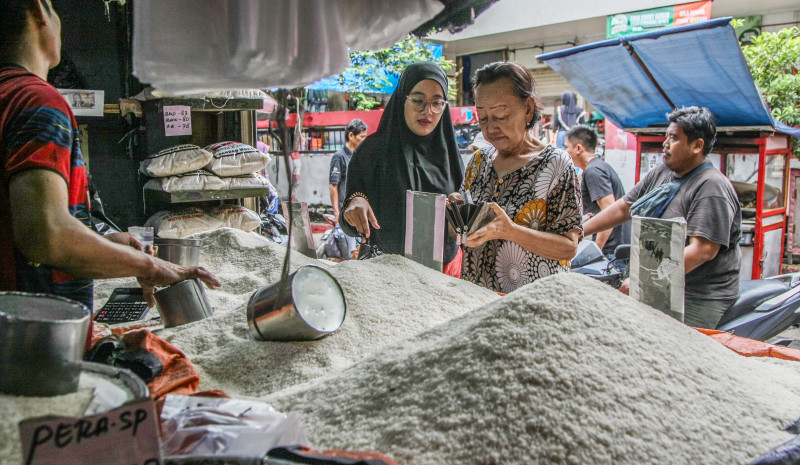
<box><xmin>716</xmin><ymin>273</ymin><xmax>800</xmax><ymax>342</ymax></box>
<box><xmin>572</xmin><ymin>241</ymin><xmax>800</xmax><ymax>342</ymax></box>
<box><xmin>260</xmin><ymin>212</ymin><xmax>289</xmax><ymax>245</ymax></box>
<box><xmin>571</xmin><ymin>240</ymin><xmax>627</xmax><ymax>289</ymax></box>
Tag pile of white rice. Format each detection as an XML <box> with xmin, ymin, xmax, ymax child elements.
<box><xmin>261</xmin><ymin>273</ymin><xmax>800</xmax><ymax>465</ymax></box>
<box><xmin>94</xmin><ymin>228</ymin><xmax>499</xmax><ymax>397</ymax></box>
<box><xmin>91</xmin><ymin>228</ymin><xmax>800</xmax><ymax>464</ymax></box>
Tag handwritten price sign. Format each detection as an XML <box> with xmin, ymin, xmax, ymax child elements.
<box><xmin>19</xmin><ymin>398</ymin><xmax>161</xmax><ymax>465</ymax></box>
<box><xmin>163</xmin><ymin>105</ymin><xmax>192</xmax><ymax>136</ymax></box>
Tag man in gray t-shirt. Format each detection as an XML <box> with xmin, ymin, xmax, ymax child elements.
<box><xmin>329</xmin><ymin>119</ymin><xmax>368</xmax><ymax>259</ymax></box>
<box><xmin>583</xmin><ymin>107</ymin><xmax>741</xmax><ymax>329</ymax></box>
<box><xmin>565</xmin><ymin>125</ymin><xmax>630</xmax><ymax>270</ymax></box>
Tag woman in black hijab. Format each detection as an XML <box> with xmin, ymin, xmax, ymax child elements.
<box><xmin>339</xmin><ymin>62</ymin><xmax>464</xmax><ymax>276</ymax></box>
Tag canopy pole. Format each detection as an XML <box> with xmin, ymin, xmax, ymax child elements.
<box><xmin>623</xmin><ymin>41</ymin><xmax>677</xmax><ymax>111</ymax></box>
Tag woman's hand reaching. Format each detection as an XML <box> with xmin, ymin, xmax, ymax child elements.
<box><xmin>343</xmin><ymin>197</ymin><xmax>380</xmax><ymax>238</ymax></box>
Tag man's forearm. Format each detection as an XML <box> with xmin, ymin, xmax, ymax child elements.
<box><xmin>684</xmin><ymin>236</ymin><xmax>721</xmax><ymax>274</ymax></box>
<box><xmin>583</xmin><ymin>198</ymin><xmax>630</xmax><ymax>237</ymax></box>
<box><xmin>10</xmin><ymin>170</ymin><xmax>158</xmax><ymax>280</ymax></box>
<box><xmin>594</xmin><ymin>229</ymin><xmax>612</xmax><ymax>251</ymax></box>
<box><xmin>329</xmin><ymin>184</ymin><xmax>340</xmax><ymax>218</ymax></box>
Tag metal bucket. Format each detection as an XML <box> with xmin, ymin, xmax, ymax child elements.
<box><xmin>155</xmin><ymin>238</ymin><xmax>201</xmax><ymax>267</ymax></box>
<box><xmin>247</xmin><ymin>265</ymin><xmax>346</xmax><ymax>341</ymax></box>
<box><xmin>154</xmin><ymin>279</ymin><xmax>213</xmax><ymax>328</ymax></box>
<box><xmin>0</xmin><ymin>292</ymin><xmax>91</xmax><ymax>396</ymax></box>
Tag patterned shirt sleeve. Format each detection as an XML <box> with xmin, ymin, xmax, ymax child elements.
<box><xmin>545</xmin><ymin>153</ymin><xmax>583</xmax><ymax>236</ymax></box>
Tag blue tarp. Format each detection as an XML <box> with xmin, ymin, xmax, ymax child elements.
<box><xmin>538</xmin><ymin>17</ymin><xmax>800</xmax><ymax>140</ymax></box>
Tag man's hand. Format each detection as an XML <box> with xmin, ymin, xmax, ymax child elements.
<box><xmin>105</xmin><ymin>231</ymin><xmax>159</xmax><ymax>255</ymax></box>
<box><xmin>619</xmin><ymin>277</ymin><xmax>630</xmax><ymax>295</ymax></box>
<box><xmin>343</xmin><ymin>197</ymin><xmax>379</xmax><ymax>238</ymax></box>
<box><xmin>137</xmin><ymin>259</ymin><xmax>221</xmax><ymax>308</ymax></box>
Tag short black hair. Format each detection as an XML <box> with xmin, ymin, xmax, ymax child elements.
<box><xmin>345</xmin><ymin>119</ymin><xmax>368</xmax><ymax>140</ymax></box>
<box><xmin>471</xmin><ymin>61</ymin><xmax>542</xmax><ymax>130</ymax></box>
<box><xmin>565</xmin><ymin>124</ymin><xmax>598</xmax><ymax>151</ymax></box>
<box><xmin>667</xmin><ymin>106</ymin><xmax>717</xmax><ymax>155</ymax></box>
<box><xmin>0</xmin><ymin>0</ymin><xmax>52</xmax><ymax>57</ymax></box>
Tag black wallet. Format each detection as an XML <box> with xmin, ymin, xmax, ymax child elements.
<box><xmin>445</xmin><ymin>201</ymin><xmax>496</xmax><ymax>245</ymax></box>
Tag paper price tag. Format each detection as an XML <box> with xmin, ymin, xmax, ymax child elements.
<box><xmin>163</xmin><ymin>105</ymin><xmax>192</xmax><ymax>136</ymax></box>
<box><xmin>19</xmin><ymin>398</ymin><xmax>162</xmax><ymax>465</ymax></box>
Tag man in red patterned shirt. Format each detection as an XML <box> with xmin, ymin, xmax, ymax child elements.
<box><xmin>0</xmin><ymin>0</ymin><xmax>220</xmax><ymax>309</ymax></box>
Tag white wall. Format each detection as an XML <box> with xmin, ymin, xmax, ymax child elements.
<box><xmin>268</xmin><ymin>154</ymin><xmax>477</xmax><ymax>206</ymax></box>
<box><xmin>267</xmin><ymin>155</ymin><xmax>335</xmax><ymax>206</ymax></box>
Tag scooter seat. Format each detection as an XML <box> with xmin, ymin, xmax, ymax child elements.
<box><xmin>717</xmin><ymin>279</ymin><xmax>791</xmax><ymax>327</ymax></box>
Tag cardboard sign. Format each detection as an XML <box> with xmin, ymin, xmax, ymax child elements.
<box><xmin>163</xmin><ymin>105</ymin><xmax>192</xmax><ymax>136</ymax></box>
<box><xmin>281</xmin><ymin>201</ymin><xmax>316</xmax><ymax>258</ymax></box>
<box><xmin>630</xmin><ymin>216</ymin><xmax>686</xmax><ymax>322</ymax></box>
<box><xmin>404</xmin><ymin>190</ymin><xmax>446</xmax><ymax>272</ymax></box>
<box><xmin>19</xmin><ymin>398</ymin><xmax>162</xmax><ymax>465</ymax></box>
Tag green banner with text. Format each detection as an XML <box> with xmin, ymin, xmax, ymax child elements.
<box><xmin>607</xmin><ymin>1</ymin><xmax>712</xmax><ymax>39</ymax></box>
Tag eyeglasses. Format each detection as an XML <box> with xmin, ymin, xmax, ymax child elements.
<box><xmin>406</xmin><ymin>96</ymin><xmax>448</xmax><ymax>114</ymax></box>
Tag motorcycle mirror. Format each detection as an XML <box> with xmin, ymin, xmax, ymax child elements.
<box><xmin>613</xmin><ymin>244</ymin><xmax>631</xmax><ymax>261</ymax></box>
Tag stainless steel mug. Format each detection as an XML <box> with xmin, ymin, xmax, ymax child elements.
<box><xmin>0</xmin><ymin>292</ymin><xmax>91</xmax><ymax>396</ymax></box>
<box><xmin>154</xmin><ymin>279</ymin><xmax>213</xmax><ymax>328</ymax></box>
<box><xmin>247</xmin><ymin>265</ymin><xmax>346</xmax><ymax>341</ymax></box>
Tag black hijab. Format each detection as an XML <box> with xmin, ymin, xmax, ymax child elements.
<box><xmin>341</xmin><ymin>62</ymin><xmax>464</xmax><ymax>263</ymax></box>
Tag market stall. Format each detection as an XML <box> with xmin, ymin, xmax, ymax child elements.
<box><xmin>8</xmin><ymin>4</ymin><xmax>800</xmax><ymax>465</ymax></box>
<box><xmin>539</xmin><ymin>17</ymin><xmax>800</xmax><ymax>280</ymax></box>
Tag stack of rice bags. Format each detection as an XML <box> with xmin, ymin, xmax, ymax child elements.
<box><xmin>141</xmin><ymin>142</ymin><xmax>273</xmax><ymax>238</ymax></box>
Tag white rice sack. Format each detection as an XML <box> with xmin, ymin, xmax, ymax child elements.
<box><xmin>203</xmin><ymin>89</ymin><xmax>269</xmax><ymax>99</ymax></box>
<box><xmin>225</xmin><ymin>172</ymin><xmax>274</xmax><ymax>190</ymax></box>
<box><xmin>144</xmin><ymin>171</ymin><xmax>227</xmax><ymax>192</ymax></box>
<box><xmin>204</xmin><ymin>142</ymin><xmax>270</xmax><ymax>177</ymax></box>
<box><xmin>140</xmin><ymin>144</ymin><xmax>213</xmax><ymax>177</ymax></box>
<box><xmin>208</xmin><ymin>205</ymin><xmax>261</xmax><ymax>232</ymax></box>
<box><xmin>145</xmin><ymin>207</ymin><xmax>224</xmax><ymax>238</ymax></box>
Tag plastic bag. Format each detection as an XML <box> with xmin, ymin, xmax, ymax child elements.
<box><xmin>323</xmin><ymin>227</ymin><xmax>349</xmax><ymax>260</ymax></box>
<box><xmin>160</xmin><ymin>395</ymin><xmax>309</xmax><ymax>458</ymax></box>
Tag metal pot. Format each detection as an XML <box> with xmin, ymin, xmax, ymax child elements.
<box><xmin>154</xmin><ymin>279</ymin><xmax>213</xmax><ymax>328</ymax></box>
<box><xmin>247</xmin><ymin>265</ymin><xmax>346</xmax><ymax>341</ymax></box>
<box><xmin>0</xmin><ymin>292</ymin><xmax>91</xmax><ymax>396</ymax></box>
<box><xmin>155</xmin><ymin>238</ymin><xmax>201</xmax><ymax>267</ymax></box>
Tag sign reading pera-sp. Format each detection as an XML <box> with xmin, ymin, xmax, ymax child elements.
<box><xmin>163</xmin><ymin>105</ymin><xmax>192</xmax><ymax>136</ymax></box>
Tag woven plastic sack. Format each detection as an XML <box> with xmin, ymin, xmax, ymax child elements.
<box><xmin>208</xmin><ymin>205</ymin><xmax>261</xmax><ymax>232</ymax></box>
<box><xmin>226</xmin><ymin>172</ymin><xmax>274</xmax><ymax>190</ymax></box>
<box><xmin>144</xmin><ymin>170</ymin><xmax>227</xmax><ymax>192</ymax></box>
<box><xmin>145</xmin><ymin>207</ymin><xmax>224</xmax><ymax>238</ymax></box>
<box><xmin>140</xmin><ymin>144</ymin><xmax>213</xmax><ymax>177</ymax></box>
<box><xmin>204</xmin><ymin>141</ymin><xmax>270</xmax><ymax>177</ymax></box>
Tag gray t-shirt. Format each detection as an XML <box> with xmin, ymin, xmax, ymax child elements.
<box><xmin>329</xmin><ymin>146</ymin><xmax>353</xmax><ymax>210</ymax></box>
<box><xmin>582</xmin><ymin>157</ymin><xmax>631</xmax><ymax>255</ymax></box>
<box><xmin>623</xmin><ymin>162</ymin><xmax>741</xmax><ymax>300</ymax></box>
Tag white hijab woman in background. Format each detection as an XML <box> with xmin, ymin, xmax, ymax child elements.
<box><xmin>554</xmin><ymin>90</ymin><xmax>587</xmax><ymax>149</ymax></box>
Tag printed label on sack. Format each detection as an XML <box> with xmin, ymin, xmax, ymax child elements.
<box><xmin>19</xmin><ymin>398</ymin><xmax>162</xmax><ymax>465</ymax></box>
<box><xmin>164</xmin><ymin>105</ymin><xmax>191</xmax><ymax>136</ymax></box>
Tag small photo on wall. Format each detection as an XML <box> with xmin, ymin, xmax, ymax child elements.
<box><xmin>58</xmin><ymin>89</ymin><xmax>104</xmax><ymax>117</ymax></box>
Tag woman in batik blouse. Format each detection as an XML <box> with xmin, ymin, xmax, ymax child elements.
<box><xmin>449</xmin><ymin>61</ymin><xmax>583</xmax><ymax>293</ymax></box>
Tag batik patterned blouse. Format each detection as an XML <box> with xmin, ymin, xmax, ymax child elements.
<box><xmin>460</xmin><ymin>145</ymin><xmax>582</xmax><ymax>293</ymax></box>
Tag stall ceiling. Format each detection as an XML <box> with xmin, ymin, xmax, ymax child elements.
<box><xmin>537</xmin><ymin>18</ymin><xmax>800</xmax><ymax>139</ymax></box>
